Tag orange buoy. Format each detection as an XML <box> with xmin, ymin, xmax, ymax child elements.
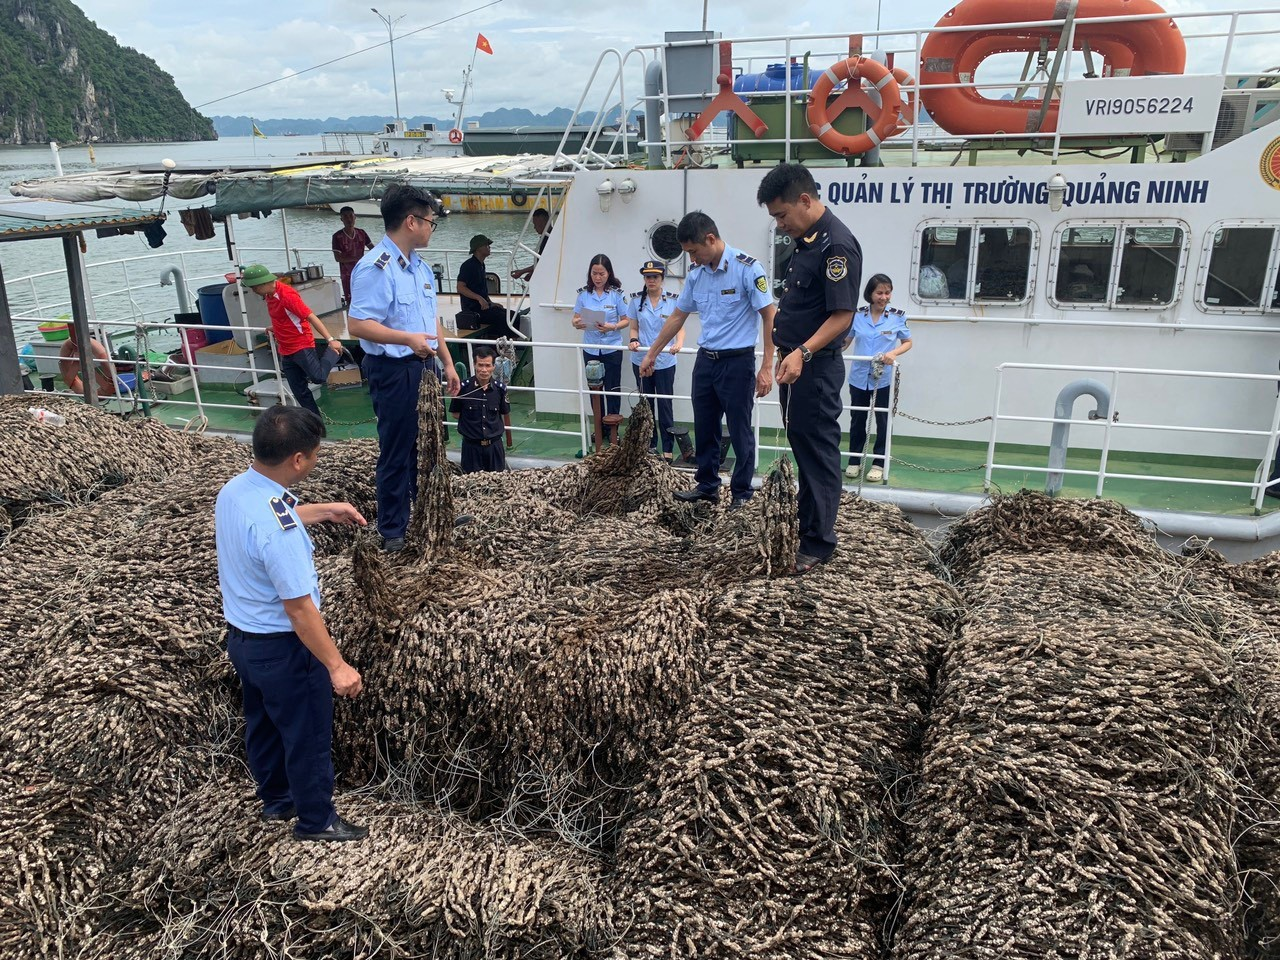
<box><xmin>807</xmin><ymin>56</ymin><xmax>905</xmax><ymax>156</ymax></box>
<box><xmin>920</xmin><ymin>0</ymin><xmax>1186</xmax><ymax>136</ymax></box>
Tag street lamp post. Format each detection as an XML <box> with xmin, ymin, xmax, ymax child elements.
<box><xmin>371</xmin><ymin>8</ymin><xmax>405</xmax><ymax>122</ymax></box>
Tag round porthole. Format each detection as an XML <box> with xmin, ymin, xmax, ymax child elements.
<box><xmin>649</xmin><ymin>221</ymin><xmax>682</xmax><ymax>262</ymax></box>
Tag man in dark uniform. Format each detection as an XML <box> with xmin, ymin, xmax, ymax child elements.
<box><xmin>449</xmin><ymin>346</ymin><xmax>511</xmax><ymax>473</ymax></box>
<box><xmin>214</xmin><ymin>405</ymin><xmax>369</xmax><ymax>841</ymax></box>
<box><xmin>758</xmin><ymin>163</ymin><xmax>861</xmax><ymax>574</ymax></box>
<box><xmin>456</xmin><ymin>234</ymin><xmax>522</xmax><ymax>341</ymax></box>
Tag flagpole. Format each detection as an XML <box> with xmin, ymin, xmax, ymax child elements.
<box><xmin>252</xmin><ymin>117</ymin><xmax>257</xmax><ymax>157</ymax></box>
<box><xmin>463</xmin><ymin>45</ymin><xmax>480</xmax><ymax>128</ymax></box>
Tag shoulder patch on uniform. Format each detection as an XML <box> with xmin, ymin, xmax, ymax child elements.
<box><xmin>755</xmin><ymin>275</ymin><xmax>769</xmax><ymax>294</ymax></box>
<box><xmin>663</xmin><ymin>291</ymin><xmax>678</xmax><ymax>300</ymax></box>
<box><xmin>374</xmin><ymin>251</ymin><xmax>392</xmax><ymax>270</ymax></box>
<box><xmin>577</xmin><ymin>285</ymin><xmax>589</xmax><ymax>293</ymax></box>
<box><xmin>630</xmin><ymin>290</ymin><xmax>643</xmax><ymax>301</ymax></box>
<box><xmin>887</xmin><ymin>305</ymin><xmax>905</xmax><ymax>316</ymax></box>
<box><xmin>269</xmin><ymin>497</ymin><xmax>297</xmax><ymax>531</ymax></box>
<box><xmin>825</xmin><ymin>256</ymin><xmax>849</xmax><ymax>282</ymax></box>
<box><xmin>735</xmin><ymin>252</ymin><xmax>757</xmax><ymax>266</ymax></box>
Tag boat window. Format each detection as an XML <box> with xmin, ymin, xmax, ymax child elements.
<box><xmin>975</xmin><ymin>226</ymin><xmax>1033</xmax><ymax>302</ymax></box>
<box><xmin>1203</xmin><ymin>227</ymin><xmax>1276</xmax><ymax>309</ymax></box>
<box><xmin>1054</xmin><ymin>226</ymin><xmax>1114</xmax><ymax>304</ymax></box>
<box><xmin>1116</xmin><ymin>226</ymin><xmax>1184</xmax><ymax>306</ymax></box>
<box><xmin>918</xmin><ymin>226</ymin><xmax>970</xmax><ymax>300</ymax></box>
<box><xmin>649</xmin><ymin>221</ymin><xmax>682</xmax><ymax>263</ymax></box>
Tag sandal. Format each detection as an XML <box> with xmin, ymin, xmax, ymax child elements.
<box><xmin>793</xmin><ymin>552</ymin><xmax>829</xmax><ymax>576</ymax></box>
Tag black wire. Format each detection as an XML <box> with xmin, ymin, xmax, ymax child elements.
<box><xmin>193</xmin><ymin>0</ymin><xmax>505</xmax><ymax>110</ymax></box>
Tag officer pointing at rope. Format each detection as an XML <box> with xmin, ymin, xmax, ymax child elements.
<box><xmin>758</xmin><ymin>163</ymin><xmax>861</xmax><ymax>575</ymax></box>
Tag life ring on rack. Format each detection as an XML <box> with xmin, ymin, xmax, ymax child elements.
<box><xmin>919</xmin><ymin>0</ymin><xmax>1186</xmax><ymax>136</ymax></box>
<box><xmin>448</xmin><ymin>128</ymin><xmax>464</xmax><ymax>144</ymax></box>
<box><xmin>59</xmin><ymin>337</ymin><xmax>116</xmax><ymax>396</ymax></box>
<box><xmin>839</xmin><ymin>65</ymin><xmax>918</xmax><ymax>136</ymax></box>
<box><xmin>807</xmin><ymin>56</ymin><xmax>904</xmax><ymax>156</ymax></box>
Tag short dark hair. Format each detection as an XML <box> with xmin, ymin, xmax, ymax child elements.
<box><xmin>473</xmin><ymin>346</ymin><xmax>497</xmax><ymax>362</ymax></box>
<box><xmin>677</xmin><ymin>211</ymin><xmax>718</xmax><ymax>245</ymax></box>
<box><xmin>863</xmin><ymin>273</ymin><xmax>893</xmax><ymax>302</ymax></box>
<box><xmin>586</xmin><ymin>253</ymin><xmax>622</xmax><ymax>291</ymax></box>
<box><xmin>756</xmin><ymin>162</ymin><xmax>818</xmax><ymax>206</ymax></box>
<box><xmin>252</xmin><ymin>405</ymin><xmax>326</xmax><ymax>466</ymax></box>
<box><xmin>532</xmin><ymin>208</ymin><xmax>550</xmax><ymax>221</ymax></box>
<box><xmin>380</xmin><ymin>183</ymin><xmax>444</xmax><ymax>232</ymax></box>
<box><xmin>339</xmin><ymin>206</ymin><xmax>355</xmax><ymax>215</ymax></box>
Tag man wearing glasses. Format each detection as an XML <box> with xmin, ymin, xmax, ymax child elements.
<box><xmin>348</xmin><ymin>184</ymin><xmax>462</xmax><ymax>553</ymax></box>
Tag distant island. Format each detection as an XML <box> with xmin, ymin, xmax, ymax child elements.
<box><xmin>0</xmin><ymin>0</ymin><xmax>214</xmax><ymax>144</ymax></box>
<box><xmin>211</xmin><ymin>107</ymin><xmax>617</xmax><ymax>138</ymax></box>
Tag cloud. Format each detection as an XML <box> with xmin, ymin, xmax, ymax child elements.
<box><xmin>73</xmin><ymin>0</ymin><xmax>1280</xmax><ymax>120</ymax></box>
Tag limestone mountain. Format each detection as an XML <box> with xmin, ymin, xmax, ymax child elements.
<box><xmin>0</xmin><ymin>0</ymin><xmax>215</xmax><ymax>144</ymax></box>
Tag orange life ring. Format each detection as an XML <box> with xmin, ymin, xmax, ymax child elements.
<box><xmin>448</xmin><ymin>128</ymin><xmax>464</xmax><ymax>144</ymax></box>
<box><xmin>807</xmin><ymin>56</ymin><xmax>904</xmax><ymax>156</ymax></box>
<box><xmin>831</xmin><ymin>65</ymin><xmax>919</xmax><ymax>136</ymax></box>
<box><xmin>920</xmin><ymin>0</ymin><xmax>1186</xmax><ymax>137</ymax></box>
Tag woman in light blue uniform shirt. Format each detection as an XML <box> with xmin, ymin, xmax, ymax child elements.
<box><xmin>626</xmin><ymin>259</ymin><xmax>684</xmax><ymax>458</ymax></box>
<box><xmin>572</xmin><ymin>254</ymin><xmax>628</xmax><ymax>418</ymax></box>
<box><xmin>845</xmin><ymin>273</ymin><xmax>912</xmax><ymax>482</ymax></box>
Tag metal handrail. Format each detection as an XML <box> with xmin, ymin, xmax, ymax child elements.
<box><xmin>983</xmin><ymin>361</ymin><xmax>1280</xmax><ymax>512</ymax></box>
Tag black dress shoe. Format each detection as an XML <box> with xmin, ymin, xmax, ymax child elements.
<box><xmin>293</xmin><ymin>816</ymin><xmax>369</xmax><ymax>842</ymax></box>
<box><xmin>674</xmin><ymin>489</ymin><xmax>717</xmax><ymax>504</ymax></box>
<box><xmin>382</xmin><ymin>536</ymin><xmax>405</xmax><ymax>553</ymax></box>
<box><xmin>261</xmin><ymin>806</ymin><xmax>296</xmax><ymax>822</ymax></box>
<box><xmin>453</xmin><ymin>515</ymin><xmax>474</xmax><ymax>527</ymax></box>
<box><xmin>1265</xmin><ymin>485</ymin><xmax>1280</xmax><ymax>499</ymax></box>
<box><xmin>728</xmin><ymin>497</ymin><xmax>752</xmax><ymax>512</ymax></box>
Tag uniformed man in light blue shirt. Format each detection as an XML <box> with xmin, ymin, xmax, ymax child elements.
<box><xmin>215</xmin><ymin>405</ymin><xmax>369</xmax><ymax>842</ymax></box>
<box><xmin>640</xmin><ymin>211</ymin><xmax>776</xmax><ymax>508</ymax></box>
<box><xmin>348</xmin><ymin>184</ymin><xmax>461</xmax><ymax>552</ymax></box>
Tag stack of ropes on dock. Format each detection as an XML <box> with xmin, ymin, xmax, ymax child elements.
<box><xmin>0</xmin><ymin>391</ymin><xmax>1279</xmax><ymax>957</ymax></box>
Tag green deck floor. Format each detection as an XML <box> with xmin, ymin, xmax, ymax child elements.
<box><xmin>144</xmin><ymin>383</ymin><xmax>1279</xmax><ymax>519</ymax></box>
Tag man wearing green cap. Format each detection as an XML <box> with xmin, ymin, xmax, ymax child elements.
<box><xmin>456</xmin><ymin>234</ymin><xmax>521</xmax><ymax>340</ymax></box>
<box><xmin>241</xmin><ymin>265</ymin><xmax>345</xmax><ymax>416</ymax></box>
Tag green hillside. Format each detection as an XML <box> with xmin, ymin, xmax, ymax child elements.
<box><xmin>0</xmin><ymin>0</ymin><xmax>215</xmax><ymax>143</ymax></box>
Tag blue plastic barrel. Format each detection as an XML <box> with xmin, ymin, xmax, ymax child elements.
<box><xmin>734</xmin><ymin>62</ymin><xmax>806</xmax><ymax>94</ymax></box>
<box><xmin>197</xmin><ymin>283</ymin><xmax>233</xmax><ymax>344</ymax></box>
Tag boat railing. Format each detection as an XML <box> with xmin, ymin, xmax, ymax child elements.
<box><xmin>586</xmin><ymin>7</ymin><xmax>1280</xmax><ymax>168</ymax></box>
<box><xmin>984</xmin><ymin>361</ymin><xmax>1280</xmax><ymax>512</ymax></box>
<box><xmin>7</xmin><ymin>244</ymin><xmax>528</xmax><ymax>332</ymax></box>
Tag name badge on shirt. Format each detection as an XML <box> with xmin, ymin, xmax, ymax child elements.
<box><xmin>720</xmin><ymin>288</ymin><xmax>737</xmax><ymax>296</ymax></box>
<box><xmin>269</xmin><ymin>497</ymin><xmax>297</xmax><ymax>531</ymax></box>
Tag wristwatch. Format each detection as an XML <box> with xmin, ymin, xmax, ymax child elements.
<box><xmin>799</xmin><ymin>344</ymin><xmax>813</xmax><ymax>363</ymax></box>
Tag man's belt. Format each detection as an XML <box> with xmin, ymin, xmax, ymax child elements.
<box><xmin>463</xmin><ymin>438</ymin><xmax>494</xmax><ymax>447</ymax></box>
<box><xmin>226</xmin><ymin>623</ymin><xmax>297</xmax><ymax>641</ymax></box>
<box><xmin>698</xmin><ymin>346</ymin><xmax>754</xmax><ymax>360</ymax></box>
<box><xmin>367</xmin><ymin>351</ymin><xmax>429</xmax><ymax>364</ymax></box>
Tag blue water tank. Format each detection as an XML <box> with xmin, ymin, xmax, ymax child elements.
<box><xmin>197</xmin><ymin>283</ymin><xmax>233</xmax><ymax>344</ymax></box>
<box><xmin>734</xmin><ymin>62</ymin><xmax>806</xmax><ymax>94</ymax></box>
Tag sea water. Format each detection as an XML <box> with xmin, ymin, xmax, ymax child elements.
<box><xmin>0</xmin><ymin>136</ymin><xmax>533</xmax><ymax>343</ymax></box>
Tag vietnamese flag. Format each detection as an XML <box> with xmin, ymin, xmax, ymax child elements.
<box><xmin>476</xmin><ymin>33</ymin><xmax>493</xmax><ymax>54</ymax></box>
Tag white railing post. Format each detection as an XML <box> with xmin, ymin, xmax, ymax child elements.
<box><xmin>984</xmin><ymin>365</ymin><xmax>1004</xmax><ymax>493</ymax></box>
<box><xmin>1256</xmin><ymin>387</ymin><xmax>1280</xmax><ymax>513</ymax></box>
<box><xmin>1094</xmin><ymin>368</ymin><xmax>1121</xmax><ymax>498</ymax></box>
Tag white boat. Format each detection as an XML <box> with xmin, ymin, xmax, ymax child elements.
<box><xmin>6</xmin><ymin>0</ymin><xmax>1280</xmax><ymax>558</ymax></box>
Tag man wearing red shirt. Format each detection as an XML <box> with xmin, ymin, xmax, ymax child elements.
<box><xmin>242</xmin><ymin>264</ymin><xmax>345</xmax><ymax>416</ymax></box>
<box><xmin>332</xmin><ymin>207</ymin><xmax>373</xmax><ymax>304</ymax></box>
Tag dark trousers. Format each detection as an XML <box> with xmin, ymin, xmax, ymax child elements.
<box><xmin>226</xmin><ymin>625</ymin><xmax>335</xmax><ymax>834</ymax></box>
<box><xmin>280</xmin><ymin>344</ymin><xmax>340</xmax><ymax>416</ymax></box>
<box><xmin>477</xmin><ymin>305</ymin><xmax>522</xmax><ymax>341</ymax></box>
<box><xmin>364</xmin><ymin>353</ymin><xmax>438</xmax><ymax>540</ymax></box>
<box><xmin>692</xmin><ymin>350</ymin><xmax>756</xmax><ymax>499</ymax></box>
<box><xmin>781</xmin><ymin>352</ymin><xmax>845</xmax><ymax>560</ymax></box>
<box><xmin>461</xmin><ymin>438</ymin><xmax>506</xmax><ymax>472</ymax></box>
<box><xmin>632</xmin><ymin>361</ymin><xmax>676</xmax><ymax>454</ymax></box>
<box><xmin>849</xmin><ymin>383</ymin><xmax>891</xmax><ymax>466</ymax></box>
<box><xmin>583</xmin><ymin>349</ymin><xmax>622</xmax><ymax>417</ymax></box>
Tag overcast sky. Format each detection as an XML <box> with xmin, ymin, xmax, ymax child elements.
<box><xmin>74</xmin><ymin>0</ymin><xmax>1278</xmax><ymax>120</ymax></box>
